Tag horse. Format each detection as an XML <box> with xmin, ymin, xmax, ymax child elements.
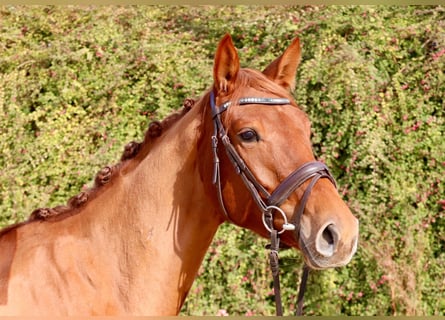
<box><xmin>0</xmin><ymin>34</ymin><xmax>359</xmax><ymax>316</ymax></box>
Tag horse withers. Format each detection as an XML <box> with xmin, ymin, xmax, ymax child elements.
<box><xmin>0</xmin><ymin>34</ymin><xmax>358</xmax><ymax>315</ymax></box>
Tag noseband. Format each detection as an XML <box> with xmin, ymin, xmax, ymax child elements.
<box><xmin>210</xmin><ymin>91</ymin><xmax>337</xmax><ymax>316</ymax></box>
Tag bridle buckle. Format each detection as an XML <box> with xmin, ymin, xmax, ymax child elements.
<box><xmin>262</xmin><ymin>205</ymin><xmax>296</xmax><ymax>234</ymax></box>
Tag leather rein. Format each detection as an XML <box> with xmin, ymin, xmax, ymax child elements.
<box><xmin>209</xmin><ymin>91</ymin><xmax>337</xmax><ymax>316</ymax></box>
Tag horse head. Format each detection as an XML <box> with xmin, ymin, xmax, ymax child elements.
<box><xmin>199</xmin><ymin>34</ymin><xmax>359</xmax><ymax>270</ymax></box>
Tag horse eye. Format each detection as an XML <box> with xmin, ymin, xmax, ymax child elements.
<box><xmin>239</xmin><ymin>129</ymin><xmax>258</xmax><ymax>142</ymax></box>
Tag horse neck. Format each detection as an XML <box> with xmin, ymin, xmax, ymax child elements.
<box><xmin>83</xmin><ymin>102</ymin><xmax>221</xmax><ymax>314</ymax></box>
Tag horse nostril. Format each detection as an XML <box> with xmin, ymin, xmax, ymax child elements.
<box><xmin>323</xmin><ymin>226</ymin><xmax>334</xmax><ymax>245</ymax></box>
<box><xmin>316</xmin><ymin>224</ymin><xmax>339</xmax><ymax>257</ymax></box>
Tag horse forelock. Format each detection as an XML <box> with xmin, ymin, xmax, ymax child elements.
<box><xmin>26</xmin><ymin>98</ymin><xmax>197</xmax><ymax>224</ymax></box>
<box><xmin>218</xmin><ymin>68</ymin><xmax>299</xmax><ymax>130</ymax></box>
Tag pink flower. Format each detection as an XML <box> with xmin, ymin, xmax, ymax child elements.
<box><xmin>432</xmin><ymin>48</ymin><xmax>445</xmax><ymax>61</ymax></box>
<box><xmin>378</xmin><ymin>274</ymin><xmax>390</xmax><ymax>285</ymax></box>
<box><xmin>217</xmin><ymin>309</ymin><xmax>229</xmax><ymax>316</ymax></box>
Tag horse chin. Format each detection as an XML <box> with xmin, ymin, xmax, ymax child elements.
<box><xmin>297</xmin><ymin>236</ymin><xmax>354</xmax><ymax>271</ymax></box>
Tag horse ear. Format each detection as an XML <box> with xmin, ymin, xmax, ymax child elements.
<box><xmin>213</xmin><ymin>34</ymin><xmax>240</xmax><ymax>94</ymax></box>
<box><xmin>262</xmin><ymin>37</ymin><xmax>301</xmax><ymax>92</ymax></box>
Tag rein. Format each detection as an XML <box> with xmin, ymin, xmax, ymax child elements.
<box><xmin>209</xmin><ymin>91</ymin><xmax>337</xmax><ymax>316</ymax></box>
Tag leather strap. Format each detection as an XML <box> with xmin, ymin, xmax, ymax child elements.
<box><xmin>268</xmin><ymin>161</ymin><xmax>336</xmax><ymax>207</ymax></box>
<box><xmin>269</xmin><ymin>229</ymin><xmax>283</xmax><ymax>316</ymax></box>
<box><xmin>212</xmin><ymin>96</ymin><xmax>290</xmax><ymax>118</ymax></box>
<box><xmin>296</xmin><ymin>264</ymin><xmax>310</xmax><ymax>316</ymax></box>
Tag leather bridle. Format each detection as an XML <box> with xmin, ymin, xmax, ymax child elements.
<box><xmin>210</xmin><ymin>91</ymin><xmax>337</xmax><ymax>316</ymax></box>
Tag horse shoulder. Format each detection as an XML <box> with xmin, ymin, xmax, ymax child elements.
<box><xmin>2</xmin><ymin>220</ymin><xmax>127</xmax><ymax>315</ymax></box>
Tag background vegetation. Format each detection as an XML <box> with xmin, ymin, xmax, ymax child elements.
<box><xmin>0</xmin><ymin>5</ymin><xmax>443</xmax><ymax>316</ymax></box>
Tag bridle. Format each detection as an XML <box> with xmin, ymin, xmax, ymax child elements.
<box><xmin>209</xmin><ymin>91</ymin><xmax>337</xmax><ymax>316</ymax></box>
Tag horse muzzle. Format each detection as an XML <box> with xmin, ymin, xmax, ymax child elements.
<box><xmin>298</xmin><ymin>217</ymin><xmax>359</xmax><ymax>270</ymax></box>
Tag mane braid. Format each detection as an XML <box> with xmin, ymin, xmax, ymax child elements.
<box><xmin>28</xmin><ymin>98</ymin><xmax>196</xmax><ymax>222</ymax></box>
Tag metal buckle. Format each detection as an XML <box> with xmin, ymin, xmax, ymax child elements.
<box><xmin>262</xmin><ymin>205</ymin><xmax>296</xmax><ymax>234</ymax></box>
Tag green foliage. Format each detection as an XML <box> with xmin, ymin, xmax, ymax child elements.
<box><xmin>0</xmin><ymin>5</ymin><xmax>443</xmax><ymax>316</ymax></box>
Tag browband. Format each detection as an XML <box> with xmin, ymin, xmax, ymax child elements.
<box><xmin>211</xmin><ymin>93</ymin><xmax>290</xmax><ymax>118</ymax></box>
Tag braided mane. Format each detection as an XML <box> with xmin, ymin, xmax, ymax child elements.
<box><xmin>16</xmin><ymin>68</ymin><xmax>293</xmax><ymax>224</ymax></box>
<box><xmin>28</xmin><ymin>98</ymin><xmax>196</xmax><ymax>222</ymax></box>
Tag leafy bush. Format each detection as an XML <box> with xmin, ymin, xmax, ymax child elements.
<box><xmin>0</xmin><ymin>5</ymin><xmax>443</xmax><ymax>315</ymax></box>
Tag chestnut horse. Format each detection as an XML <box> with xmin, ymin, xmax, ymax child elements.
<box><xmin>0</xmin><ymin>34</ymin><xmax>358</xmax><ymax>315</ymax></box>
